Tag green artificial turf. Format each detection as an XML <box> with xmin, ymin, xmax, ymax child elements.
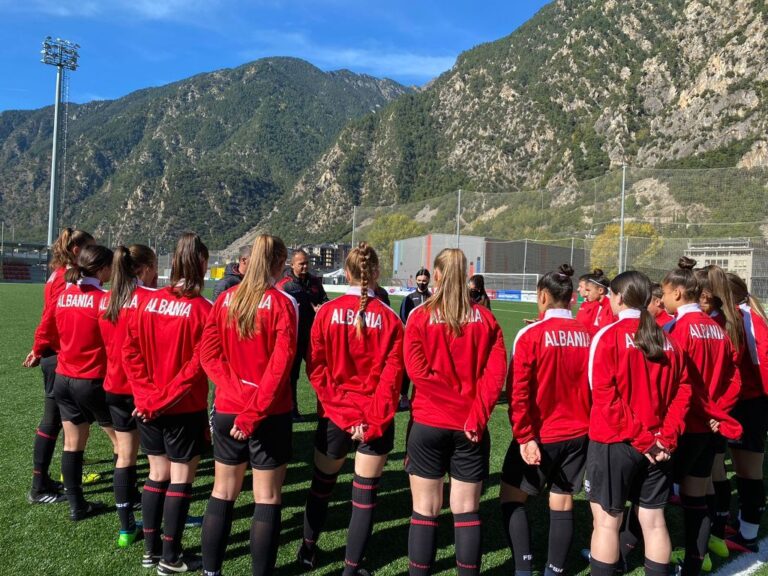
<box><xmin>0</xmin><ymin>284</ymin><xmax>764</xmax><ymax>575</ymax></box>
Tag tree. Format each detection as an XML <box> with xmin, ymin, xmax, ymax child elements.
<box><xmin>590</xmin><ymin>222</ymin><xmax>663</xmax><ymax>277</ymax></box>
<box><xmin>361</xmin><ymin>213</ymin><xmax>428</xmax><ymax>280</ymax></box>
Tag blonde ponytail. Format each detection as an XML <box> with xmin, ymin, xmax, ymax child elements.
<box><xmin>426</xmin><ymin>248</ymin><xmax>472</xmax><ymax>336</ymax></box>
<box><xmin>228</xmin><ymin>234</ymin><xmax>287</xmax><ymax>339</ymax></box>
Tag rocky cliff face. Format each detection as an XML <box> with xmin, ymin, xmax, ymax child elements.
<box><xmin>242</xmin><ymin>0</ymin><xmax>768</xmax><ymax>248</ymax></box>
<box><xmin>0</xmin><ymin>57</ymin><xmax>409</xmax><ymax>248</ymax></box>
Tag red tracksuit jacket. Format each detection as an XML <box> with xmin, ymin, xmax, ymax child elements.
<box><xmin>655</xmin><ymin>309</ymin><xmax>674</xmax><ymax>328</ymax></box>
<box><xmin>123</xmin><ymin>286</ymin><xmax>212</xmax><ymax>419</ymax></box>
<box><xmin>737</xmin><ymin>303</ymin><xmax>768</xmax><ymax>400</ymax></box>
<box><xmin>404</xmin><ymin>302</ymin><xmax>507</xmax><ymax>437</ymax></box>
<box><xmin>588</xmin><ymin>309</ymin><xmax>691</xmax><ymax>452</ymax></box>
<box><xmin>35</xmin><ymin>277</ymin><xmax>108</xmax><ymax>379</ymax></box>
<box><xmin>200</xmin><ymin>285</ymin><xmax>298</xmax><ymax>437</ymax></box>
<box><xmin>576</xmin><ymin>297</ymin><xmax>615</xmax><ymax>335</ymax></box>
<box><xmin>664</xmin><ymin>303</ymin><xmax>742</xmax><ymax>439</ymax></box>
<box><xmin>98</xmin><ymin>285</ymin><xmax>155</xmax><ymax>396</ymax></box>
<box><xmin>307</xmin><ymin>288</ymin><xmax>405</xmax><ymax>442</ymax></box>
<box><xmin>508</xmin><ymin>308</ymin><xmax>591</xmax><ymax>444</ymax></box>
<box><xmin>32</xmin><ymin>267</ymin><xmax>67</xmax><ymax>355</ymax></box>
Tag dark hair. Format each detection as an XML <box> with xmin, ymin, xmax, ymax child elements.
<box><xmin>611</xmin><ymin>271</ymin><xmax>667</xmax><ymax>363</ymax></box>
<box><xmin>469</xmin><ymin>274</ymin><xmax>486</xmax><ymax>293</ymax></box>
<box><xmin>585</xmin><ymin>268</ymin><xmax>610</xmax><ymax>291</ymax></box>
<box><xmin>103</xmin><ymin>244</ymin><xmax>156</xmax><ymax>323</ymax></box>
<box><xmin>700</xmin><ymin>264</ymin><xmax>743</xmax><ymax>351</ymax></box>
<box><xmin>170</xmin><ymin>232</ymin><xmax>209</xmax><ymax>298</ymax></box>
<box><xmin>65</xmin><ymin>245</ymin><xmax>113</xmax><ymax>284</ymax></box>
<box><xmin>415</xmin><ymin>268</ymin><xmax>430</xmax><ymax>279</ymax></box>
<box><xmin>537</xmin><ymin>264</ymin><xmax>574</xmax><ymax>305</ymax></box>
<box><xmin>50</xmin><ymin>228</ymin><xmax>94</xmax><ymax>270</ymax></box>
<box><xmin>662</xmin><ymin>256</ymin><xmax>700</xmax><ymax>302</ymax></box>
<box><xmin>651</xmin><ymin>282</ymin><xmax>663</xmax><ymax>300</ymax></box>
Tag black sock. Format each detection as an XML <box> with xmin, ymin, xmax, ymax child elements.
<box><xmin>644</xmin><ymin>558</ymin><xmax>669</xmax><ymax>576</ymax></box>
<box><xmin>142</xmin><ymin>479</ymin><xmax>169</xmax><ymax>556</ymax></box>
<box><xmin>62</xmin><ymin>450</ymin><xmax>86</xmax><ymax>510</ymax></box>
<box><xmin>545</xmin><ymin>509</ymin><xmax>573</xmax><ymax>576</ymax></box>
<box><xmin>736</xmin><ymin>477</ymin><xmax>765</xmax><ymax>528</ymax></box>
<box><xmin>681</xmin><ymin>495</ymin><xmax>710</xmax><ymax>576</ymax></box>
<box><xmin>591</xmin><ymin>558</ymin><xmax>617</xmax><ymax>576</ymax></box>
<box><xmin>201</xmin><ymin>497</ymin><xmax>235</xmax><ymax>576</ymax></box>
<box><xmin>251</xmin><ymin>503</ymin><xmax>281</xmax><ymax>576</ymax></box>
<box><xmin>454</xmin><ymin>512</ymin><xmax>482</xmax><ymax>575</ymax></box>
<box><xmin>712</xmin><ymin>480</ymin><xmax>731</xmax><ymax>539</ymax></box>
<box><xmin>408</xmin><ymin>512</ymin><xmax>439</xmax><ymax>576</ymax></box>
<box><xmin>342</xmin><ymin>474</ymin><xmax>380</xmax><ymax>576</ymax></box>
<box><xmin>501</xmin><ymin>501</ymin><xmax>531</xmax><ymax>575</ymax></box>
<box><xmin>619</xmin><ymin>507</ymin><xmax>641</xmax><ymax>569</ymax></box>
<box><xmin>162</xmin><ymin>483</ymin><xmax>193</xmax><ymax>563</ymax></box>
<box><xmin>114</xmin><ymin>466</ymin><xmax>137</xmax><ymax>532</ymax></box>
<box><xmin>32</xmin><ymin>397</ymin><xmax>61</xmax><ymax>491</ymax></box>
<box><xmin>302</xmin><ymin>467</ymin><xmax>338</xmax><ymax>549</ymax></box>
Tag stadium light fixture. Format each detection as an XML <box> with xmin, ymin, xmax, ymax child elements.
<box><xmin>41</xmin><ymin>36</ymin><xmax>79</xmax><ymax>247</ymax></box>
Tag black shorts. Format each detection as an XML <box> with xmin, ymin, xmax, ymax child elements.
<box><xmin>106</xmin><ymin>393</ymin><xmax>137</xmax><ymax>432</ymax></box>
<box><xmin>713</xmin><ymin>435</ymin><xmax>728</xmax><ymax>455</ymax></box>
<box><xmin>212</xmin><ymin>412</ymin><xmax>292</xmax><ymax>470</ymax></box>
<box><xmin>314</xmin><ymin>417</ymin><xmax>394</xmax><ymax>459</ymax></box>
<box><xmin>53</xmin><ymin>375</ymin><xmax>112</xmax><ymax>426</ymax></box>
<box><xmin>405</xmin><ymin>421</ymin><xmax>490</xmax><ymax>483</ymax></box>
<box><xmin>138</xmin><ymin>411</ymin><xmax>207</xmax><ymax>463</ymax></box>
<box><xmin>673</xmin><ymin>433</ymin><xmax>716</xmax><ymax>481</ymax></box>
<box><xmin>585</xmin><ymin>441</ymin><xmax>671</xmax><ymax>513</ymax></box>
<box><xmin>502</xmin><ymin>435</ymin><xmax>588</xmax><ymax>496</ymax></box>
<box><xmin>728</xmin><ymin>397</ymin><xmax>768</xmax><ymax>453</ymax></box>
<box><xmin>40</xmin><ymin>354</ymin><xmax>58</xmax><ymax>399</ymax></box>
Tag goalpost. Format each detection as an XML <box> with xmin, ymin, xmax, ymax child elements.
<box><xmin>481</xmin><ymin>272</ymin><xmax>540</xmax><ymax>292</ymax></box>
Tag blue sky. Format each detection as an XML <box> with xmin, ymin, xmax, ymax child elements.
<box><xmin>0</xmin><ymin>0</ymin><xmax>550</xmax><ymax>112</ymax></box>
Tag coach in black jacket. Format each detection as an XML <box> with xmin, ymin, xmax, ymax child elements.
<box><xmin>212</xmin><ymin>245</ymin><xmax>250</xmax><ymax>302</ymax></box>
<box><xmin>277</xmin><ymin>249</ymin><xmax>329</xmax><ymax>421</ymax></box>
<box><xmin>398</xmin><ymin>268</ymin><xmax>431</xmax><ymax>409</ymax></box>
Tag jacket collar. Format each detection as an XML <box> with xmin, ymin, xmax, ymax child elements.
<box><xmin>675</xmin><ymin>302</ymin><xmax>701</xmax><ymax>321</ymax></box>
<box><xmin>347</xmin><ymin>286</ymin><xmax>376</xmax><ymax>297</ymax></box>
<box><xmin>77</xmin><ymin>277</ymin><xmax>102</xmax><ymax>288</ymax></box>
<box><xmin>618</xmin><ymin>309</ymin><xmax>641</xmax><ymax>320</ymax></box>
<box><xmin>543</xmin><ymin>308</ymin><xmax>572</xmax><ymax>320</ymax></box>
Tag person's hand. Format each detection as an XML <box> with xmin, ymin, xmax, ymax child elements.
<box><xmin>350</xmin><ymin>424</ymin><xmax>366</xmax><ymax>442</ymax></box>
<box><xmin>464</xmin><ymin>429</ymin><xmax>480</xmax><ymax>443</ymax></box>
<box><xmin>132</xmin><ymin>407</ymin><xmax>152</xmax><ymax>423</ymax></box>
<box><xmin>523</xmin><ymin>318</ymin><xmax>537</xmax><ymax>325</ymax></box>
<box><xmin>709</xmin><ymin>419</ymin><xmax>720</xmax><ymax>433</ymax></box>
<box><xmin>520</xmin><ymin>440</ymin><xmax>541</xmax><ymax>465</ymax></box>
<box><xmin>313</xmin><ymin>303</ymin><xmax>323</xmax><ymax>313</ymax></box>
<box><xmin>230</xmin><ymin>425</ymin><xmax>247</xmax><ymax>441</ymax></box>
<box><xmin>23</xmin><ymin>351</ymin><xmax>40</xmax><ymax>368</ymax></box>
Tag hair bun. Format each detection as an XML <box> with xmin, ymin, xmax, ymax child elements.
<box><xmin>678</xmin><ymin>256</ymin><xmax>696</xmax><ymax>270</ymax></box>
<box><xmin>592</xmin><ymin>268</ymin><xmax>604</xmax><ymax>277</ymax></box>
<box><xmin>558</xmin><ymin>263</ymin><xmax>574</xmax><ymax>278</ymax></box>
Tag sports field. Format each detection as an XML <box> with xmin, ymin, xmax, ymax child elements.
<box><xmin>0</xmin><ymin>284</ymin><xmax>764</xmax><ymax>575</ymax></box>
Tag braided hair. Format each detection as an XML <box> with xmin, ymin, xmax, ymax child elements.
<box><xmin>345</xmin><ymin>242</ymin><xmax>380</xmax><ymax>338</ymax></box>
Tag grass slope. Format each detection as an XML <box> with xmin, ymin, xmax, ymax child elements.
<box><xmin>0</xmin><ymin>284</ymin><xmax>765</xmax><ymax>575</ymax></box>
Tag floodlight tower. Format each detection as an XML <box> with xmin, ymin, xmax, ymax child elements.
<box><xmin>41</xmin><ymin>36</ymin><xmax>79</xmax><ymax>246</ymax></box>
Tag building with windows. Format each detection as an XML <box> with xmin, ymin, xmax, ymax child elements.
<box><xmin>685</xmin><ymin>238</ymin><xmax>768</xmax><ymax>297</ymax></box>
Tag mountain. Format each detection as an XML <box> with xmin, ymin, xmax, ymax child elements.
<box><xmin>238</xmin><ymin>0</ymin><xmax>768</xmax><ymax>249</ymax></box>
<box><xmin>0</xmin><ymin>57</ymin><xmax>409</xmax><ymax>248</ymax></box>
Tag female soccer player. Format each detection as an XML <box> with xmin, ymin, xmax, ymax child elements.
<box><xmin>502</xmin><ymin>264</ymin><xmax>591</xmax><ymax>576</ymax></box>
<box><xmin>723</xmin><ymin>273</ymin><xmax>768</xmax><ymax>553</ymax></box>
<box><xmin>649</xmin><ymin>282</ymin><xmax>674</xmax><ymax>327</ymax></box>
<box><xmin>297</xmin><ymin>242</ymin><xmax>404</xmax><ymax>576</ymax></box>
<box><xmin>469</xmin><ymin>274</ymin><xmax>492</xmax><ymax>310</ymax></box>
<box><xmin>24</xmin><ymin>227</ymin><xmax>94</xmax><ymax>504</ymax></box>
<box><xmin>124</xmin><ymin>233</ymin><xmax>212</xmax><ymax>574</ymax></box>
<box><xmin>26</xmin><ymin>244</ymin><xmax>117</xmax><ymax>520</ymax></box>
<box><xmin>661</xmin><ymin>257</ymin><xmax>742</xmax><ymax>576</ymax></box>
<box><xmin>99</xmin><ymin>244</ymin><xmax>157</xmax><ymax>547</ymax></box>
<box><xmin>587</xmin><ymin>271</ymin><xmax>691</xmax><ymax>576</ymax></box>
<box><xmin>199</xmin><ymin>234</ymin><xmax>297</xmax><ymax>576</ymax></box>
<box><xmin>404</xmin><ymin>248</ymin><xmax>507</xmax><ymax>576</ymax></box>
<box><xmin>576</xmin><ymin>269</ymin><xmax>613</xmax><ymax>334</ymax></box>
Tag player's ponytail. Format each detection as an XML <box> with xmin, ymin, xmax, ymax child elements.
<box><xmin>345</xmin><ymin>242</ymin><xmax>380</xmax><ymax>338</ymax></box>
<box><xmin>50</xmin><ymin>227</ymin><xmax>94</xmax><ymax>270</ymax></box>
<box><xmin>611</xmin><ymin>271</ymin><xmax>667</xmax><ymax>363</ymax></box>
<box><xmin>228</xmin><ymin>234</ymin><xmax>287</xmax><ymax>339</ymax></box>
<box><xmin>700</xmin><ymin>264</ymin><xmax>744</xmax><ymax>351</ymax></box>
<box><xmin>427</xmin><ymin>248</ymin><xmax>472</xmax><ymax>336</ymax></box>
<box><xmin>65</xmin><ymin>245</ymin><xmax>113</xmax><ymax>284</ymax></box>
<box><xmin>170</xmin><ymin>232</ymin><xmax>209</xmax><ymax>298</ymax></box>
<box><xmin>662</xmin><ymin>256</ymin><xmax>700</xmax><ymax>302</ymax></box>
<box><xmin>103</xmin><ymin>244</ymin><xmax>156</xmax><ymax>323</ymax></box>
<box><xmin>537</xmin><ymin>263</ymin><xmax>575</xmax><ymax>305</ymax></box>
<box><xmin>728</xmin><ymin>272</ymin><xmax>768</xmax><ymax>326</ymax></box>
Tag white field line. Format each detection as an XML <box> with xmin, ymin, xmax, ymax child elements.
<box><xmin>711</xmin><ymin>536</ymin><xmax>768</xmax><ymax>576</ymax></box>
